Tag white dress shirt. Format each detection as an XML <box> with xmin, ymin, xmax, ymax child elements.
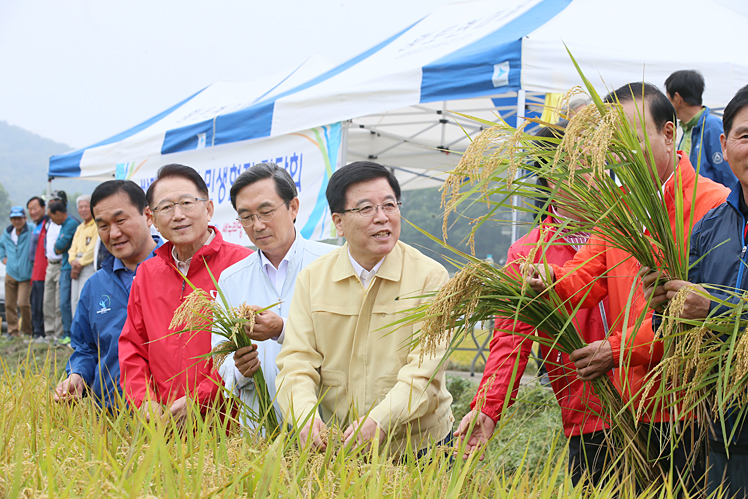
<box><xmin>171</xmin><ymin>229</ymin><xmax>215</xmax><ymax>275</ymax></box>
<box><xmin>348</xmin><ymin>249</ymin><xmax>385</xmax><ymax>289</ymax></box>
<box><xmin>233</xmin><ymin>234</ymin><xmax>298</xmax><ymax>381</ymax></box>
<box><xmin>45</xmin><ymin>221</ymin><xmax>62</xmax><ymax>261</ymax></box>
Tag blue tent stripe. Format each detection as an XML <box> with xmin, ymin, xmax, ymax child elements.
<box><xmin>161</xmin><ymin>119</ymin><xmax>214</xmax><ymax>154</ymax></box>
<box><xmin>420</xmin><ymin>0</ymin><xmax>572</xmax><ymax>103</ymax></box>
<box><xmin>48</xmin><ymin>86</ymin><xmax>208</xmax><ymax>177</ymax></box>
<box><xmin>212</xmin><ymin>18</ymin><xmax>422</xmax><ymax>146</ymax></box>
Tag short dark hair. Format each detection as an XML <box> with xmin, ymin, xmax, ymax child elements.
<box><xmin>91</xmin><ymin>180</ymin><xmax>149</xmax><ymax>219</ymax></box>
<box><xmin>27</xmin><ymin>196</ymin><xmax>45</xmax><ymax>209</ymax></box>
<box><xmin>664</xmin><ymin>70</ymin><xmax>705</xmax><ymax>107</ymax></box>
<box><xmin>145</xmin><ymin>164</ymin><xmax>209</xmax><ymax>206</ymax></box>
<box><xmin>326</xmin><ymin>161</ymin><xmax>401</xmax><ymax>214</ymax></box>
<box><xmin>48</xmin><ymin>199</ymin><xmax>67</xmax><ymax>215</ymax></box>
<box><xmin>723</xmin><ymin>84</ymin><xmax>748</xmax><ymax>137</ymax></box>
<box><xmin>604</xmin><ymin>82</ymin><xmax>676</xmax><ymax>132</ymax></box>
<box><xmin>229</xmin><ymin>162</ymin><xmax>297</xmax><ymax>210</ymax></box>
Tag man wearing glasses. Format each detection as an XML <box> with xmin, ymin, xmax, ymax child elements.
<box><xmin>118</xmin><ymin>164</ymin><xmax>251</xmax><ymax>424</ymax></box>
<box><xmin>275</xmin><ymin>161</ymin><xmax>453</xmax><ymax>455</ymax></box>
<box><xmin>211</xmin><ymin>162</ymin><xmax>335</xmax><ymax>429</ymax></box>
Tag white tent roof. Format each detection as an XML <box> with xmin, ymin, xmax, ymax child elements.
<box><xmin>50</xmin><ymin>0</ymin><xmax>748</xmax><ymax>182</ymax></box>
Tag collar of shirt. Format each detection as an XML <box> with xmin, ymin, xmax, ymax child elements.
<box><xmin>680</xmin><ymin>107</ymin><xmax>705</xmax><ymax>133</ymax></box>
<box><xmin>348</xmin><ymin>248</ymin><xmax>385</xmax><ymax>289</ymax></box>
<box><xmin>548</xmin><ymin>206</ymin><xmax>591</xmax><ymax>251</ymax></box>
<box><xmin>258</xmin><ymin>231</ymin><xmax>298</xmax><ymax>296</ymax></box>
<box><xmin>114</xmin><ymin>236</ymin><xmax>163</xmax><ymax>288</ymax></box>
<box><xmin>172</xmin><ymin>229</ymin><xmax>214</xmax><ymax>275</ymax></box>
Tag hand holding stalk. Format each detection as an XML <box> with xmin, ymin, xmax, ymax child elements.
<box><xmin>454</xmin><ymin>410</ymin><xmax>495</xmax><ymax>461</ymax></box>
<box><xmin>525</xmin><ymin>263</ymin><xmax>554</xmax><ymax>294</ymax></box>
<box><xmin>234</xmin><ymin>344</ymin><xmax>261</xmax><ymax>378</ymax></box>
<box><xmin>639</xmin><ymin>267</ymin><xmax>711</xmax><ymax>319</ymax></box>
<box><xmin>300</xmin><ymin>418</ymin><xmax>328</xmax><ymax>451</ymax></box>
<box><xmin>569</xmin><ymin>340</ymin><xmax>614</xmax><ymax>381</ymax></box>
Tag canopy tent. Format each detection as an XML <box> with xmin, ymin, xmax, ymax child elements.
<box><xmin>49</xmin><ymin>0</ymin><xmax>748</xmax><ymax>244</ymax></box>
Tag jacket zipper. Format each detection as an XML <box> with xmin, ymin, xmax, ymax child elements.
<box><xmin>738</xmin><ymin>214</ymin><xmax>748</xmax><ymax>290</ymax></box>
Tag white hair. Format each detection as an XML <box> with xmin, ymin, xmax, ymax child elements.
<box><xmin>76</xmin><ymin>194</ymin><xmax>91</xmax><ymax>205</ymax></box>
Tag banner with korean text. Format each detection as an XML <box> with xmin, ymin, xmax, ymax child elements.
<box><xmin>115</xmin><ymin>123</ymin><xmax>342</xmax><ymax>246</ymax></box>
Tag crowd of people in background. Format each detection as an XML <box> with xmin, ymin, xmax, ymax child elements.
<box><xmin>2</xmin><ymin>191</ymin><xmax>104</xmax><ymax>344</ymax></box>
<box><xmin>1</xmin><ymin>69</ymin><xmax>747</xmax><ymax>495</ymax></box>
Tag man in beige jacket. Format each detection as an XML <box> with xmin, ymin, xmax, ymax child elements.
<box><xmin>275</xmin><ymin>161</ymin><xmax>453</xmax><ymax>455</ymax></box>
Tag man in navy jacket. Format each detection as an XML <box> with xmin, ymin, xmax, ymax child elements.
<box><xmin>642</xmin><ymin>84</ymin><xmax>748</xmax><ymax>498</ymax></box>
<box><xmin>54</xmin><ymin>180</ymin><xmax>160</xmax><ymax>409</ymax></box>
<box><xmin>665</xmin><ymin>70</ymin><xmax>737</xmax><ymax>187</ymax></box>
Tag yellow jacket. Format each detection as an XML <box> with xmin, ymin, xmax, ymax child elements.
<box><xmin>68</xmin><ymin>219</ymin><xmax>98</xmax><ymax>267</ymax></box>
<box><xmin>276</xmin><ymin>241</ymin><xmax>453</xmax><ymax>452</ymax></box>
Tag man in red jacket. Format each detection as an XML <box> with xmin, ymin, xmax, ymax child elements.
<box><xmin>119</xmin><ymin>164</ymin><xmax>251</xmax><ymax>424</ymax></box>
<box><xmin>455</xmin><ymin>123</ymin><xmax>613</xmax><ymax>486</ymax></box>
<box><xmin>526</xmin><ymin>83</ymin><xmax>729</xmax><ymax>489</ymax></box>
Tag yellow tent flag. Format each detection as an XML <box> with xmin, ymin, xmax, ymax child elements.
<box><xmin>540</xmin><ymin>93</ymin><xmax>563</xmax><ymax>124</ymax></box>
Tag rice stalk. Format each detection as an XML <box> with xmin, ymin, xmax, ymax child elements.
<box><xmin>170</xmin><ymin>262</ymin><xmax>279</xmax><ymax>437</ymax></box>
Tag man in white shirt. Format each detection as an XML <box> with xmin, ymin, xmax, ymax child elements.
<box><xmin>43</xmin><ymin>199</ymin><xmax>63</xmax><ymax>338</ymax></box>
<box><xmin>212</xmin><ymin>162</ymin><xmax>335</xmax><ymax>428</ymax></box>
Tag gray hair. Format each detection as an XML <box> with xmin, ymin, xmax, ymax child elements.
<box><xmin>76</xmin><ymin>194</ymin><xmax>91</xmax><ymax>205</ymax></box>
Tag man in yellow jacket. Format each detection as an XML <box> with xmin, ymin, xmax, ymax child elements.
<box><xmin>68</xmin><ymin>195</ymin><xmax>98</xmax><ymax>317</ymax></box>
<box><xmin>275</xmin><ymin>161</ymin><xmax>453</xmax><ymax>455</ymax></box>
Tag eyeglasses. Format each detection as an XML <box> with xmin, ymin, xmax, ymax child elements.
<box><xmin>152</xmin><ymin>197</ymin><xmax>208</xmax><ymax>216</ymax></box>
<box><xmin>339</xmin><ymin>201</ymin><xmax>401</xmax><ymax>217</ymax></box>
<box><xmin>236</xmin><ymin>201</ymin><xmax>287</xmax><ymax>227</ymax></box>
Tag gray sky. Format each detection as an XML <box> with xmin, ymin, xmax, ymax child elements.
<box><xmin>0</xmin><ymin>0</ymin><xmax>450</xmax><ymax>150</ymax></box>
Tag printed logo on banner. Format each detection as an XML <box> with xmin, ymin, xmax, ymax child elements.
<box><xmin>492</xmin><ymin>61</ymin><xmax>510</xmax><ymax>88</ymax></box>
<box><xmin>116</xmin><ymin>160</ymin><xmax>149</xmax><ymax>181</ymax></box>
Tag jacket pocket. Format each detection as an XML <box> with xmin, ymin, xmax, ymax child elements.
<box><xmin>374</xmin><ymin>374</ymin><xmax>400</xmax><ymax>399</ymax></box>
<box><xmin>319</xmin><ymin>370</ymin><xmax>347</xmax><ymax>419</ymax></box>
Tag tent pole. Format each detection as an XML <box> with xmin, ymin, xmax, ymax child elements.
<box><xmin>440</xmin><ymin>101</ymin><xmax>447</xmax><ymax>148</ymax></box>
<box><xmin>340</xmin><ymin>120</ymin><xmax>350</xmax><ymax>168</ymax></box>
<box><xmin>336</xmin><ymin>120</ymin><xmax>350</xmax><ymax>247</ymax></box>
<box><xmin>47</xmin><ymin>177</ymin><xmax>54</xmax><ymax>198</ymax></box>
<box><xmin>511</xmin><ymin>90</ymin><xmax>526</xmax><ymax>245</ymax></box>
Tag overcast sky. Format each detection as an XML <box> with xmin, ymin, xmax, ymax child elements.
<box><xmin>0</xmin><ymin>0</ymin><xmax>451</xmax><ymax>149</ymax></box>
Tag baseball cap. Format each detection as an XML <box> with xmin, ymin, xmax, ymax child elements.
<box><xmin>10</xmin><ymin>206</ymin><xmax>25</xmax><ymax>218</ymax></box>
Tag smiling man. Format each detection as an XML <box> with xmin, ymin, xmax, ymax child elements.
<box><xmin>54</xmin><ymin>180</ymin><xmax>160</xmax><ymax>408</ymax></box>
<box><xmin>118</xmin><ymin>164</ymin><xmax>251</xmax><ymax>424</ymax></box>
<box><xmin>212</xmin><ymin>162</ymin><xmax>335</xmax><ymax>428</ymax></box>
<box><xmin>275</xmin><ymin>161</ymin><xmax>453</xmax><ymax>455</ymax></box>
<box><xmin>640</xmin><ymin>84</ymin><xmax>748</xmax><ymax>498</ymax></box>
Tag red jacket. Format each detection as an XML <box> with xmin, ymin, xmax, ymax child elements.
<box><xmin>471</xmin><ymin>218</ymin><xmax>610</xmax><ymax>438</ymax></box>
<box><xmin>551</xmin><ymin>154</ymin><xmax>729</xmax><ymax>422</ymax></box>
<box><xmin>31</xmin><ymin>220</ymin><xmax>48</xmax><ymax>281</ymax></box>
<box><xmin>119</xmin><ymin>227</ymin><xmax>251</xmax><ymax>409</ymax></box>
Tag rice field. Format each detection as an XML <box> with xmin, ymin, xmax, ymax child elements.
<box><xmin>0</xmin><ymin>340</ymin><xmax>697</xmax><ymax>498</ymax></box>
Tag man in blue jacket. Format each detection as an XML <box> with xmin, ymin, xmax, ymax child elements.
<box><xmin>212</xmin><ymin>162</ymin><xmax>336</xmax><ymax>428</ymax></box>
<box><xmin>641</xmin><ymin>84</ymin><xmax>748</xmax><ymax>498</ymax></box>
<box><xmin>665</xmin><ymin>70</ymin><xmax>737</xmax><ymax>187</ymax></box>
<box><xmin>0</xmin><ymin>206</ymin><xmax>33</xmax><ymax>337</ymax></box>
<box><xmin>54</xmin><ymin>180</ymin><xmax>160</xmax><ymax>408</ymax></box>
<box><xmin>47</xmin><ymin>199</ymin><xmax>79</xmax><ymax>344</ymax></box>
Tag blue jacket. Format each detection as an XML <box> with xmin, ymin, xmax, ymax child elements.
<box><xmin>682</xmin><ymin>107</ymin><xmax>737</xmax><ymax>188</ymax></box>
<box><xmin>0</xmin><ymin>223</ymin><xmax>33</xmax><ymax>281</ymax></box>
<box><xmin>54</xmin><ymin>215</ymin><xmax>80</xmax><ymax>270</ymax></box>
<box><xmin>688</xmin><ymin>180</ymin><xmax>748</xmax><ymax>448</ymax></box>
<box><xmin>66</xmin><ymin>237</ymin><xmax>162</xmax><ymax>408</ymax></box>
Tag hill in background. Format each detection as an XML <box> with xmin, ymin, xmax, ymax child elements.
<box><xmin>0</xmin><ymin>121</ymin><xmax>97</xmax><ymax>208</ymax></box>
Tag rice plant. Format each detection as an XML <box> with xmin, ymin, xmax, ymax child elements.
<box><xmin>0</xmin><ymin>348</ymin><xmax>710</xmax><ymax>498</ymax></box>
